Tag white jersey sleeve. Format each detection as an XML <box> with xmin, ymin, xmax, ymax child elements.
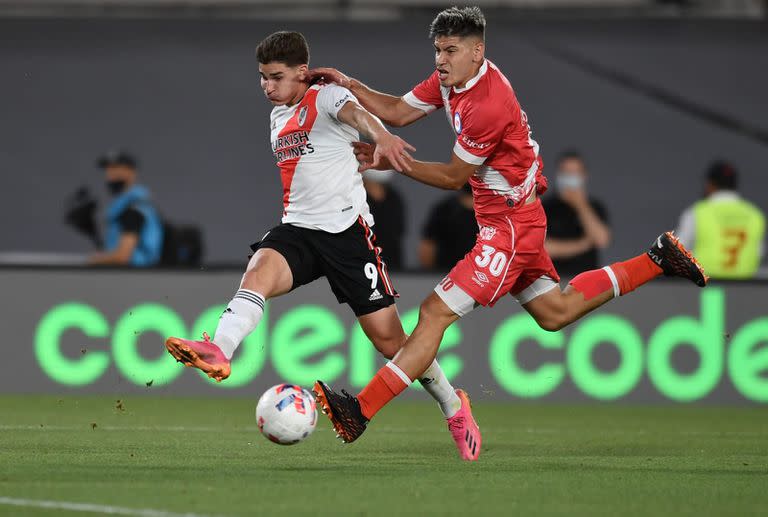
<box><xmin>316</xmin><ymin>84</ymin><xmax>359</xmax><ymax>121</ymax></box>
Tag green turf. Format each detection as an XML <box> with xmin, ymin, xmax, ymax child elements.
<box><xmin>0</xmin><ymin>395</ymin><xmax>766</xmax><ymax>516</ymax></box>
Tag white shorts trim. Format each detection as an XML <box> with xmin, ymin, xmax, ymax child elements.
<box><xmin>434</xmin><ymin>279</ymin><xmax>478</xmax><ymax>317</ymax></box>
<box><xmin>513</xmin><ymin>275</ymin><xmax>559</xmax><ymax>305</ymax></box>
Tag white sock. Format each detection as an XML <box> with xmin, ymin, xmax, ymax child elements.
<box><xmin>419</xmin><ymin>360</ymin><xmax>462</xmax><ymax>418</ymax></box>
<box><xmin>213</xmin><ymin>289</ymin><xmax>265</xmax><ymax>359</ymax></box>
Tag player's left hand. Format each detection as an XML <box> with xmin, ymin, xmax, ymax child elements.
<box><xmin>372</xmin><ymin>133</ymin><xmax>415</xmax><ymax>173</ymax></box>
<box><xmin>308</xmin><ymin>67</ymin><xmax>352</xmax><ymax>88</ymax></box>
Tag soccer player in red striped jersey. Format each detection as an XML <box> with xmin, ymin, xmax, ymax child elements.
<box><xmin>311</xmin><ymin>6</ymin><xmax>708</xmax><ymax>456</ymax></box>
<box><xmin>164</xmin><ymin>31</ymin><xmax>482</xmax><ymax>460</ymax></box>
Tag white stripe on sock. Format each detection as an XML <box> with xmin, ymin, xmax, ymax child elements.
<box><xmin>385</xmin><ymin>361</ymin><xmax>412</xmax><ymax>386</ymax></box>
<box><xmin>603</xmin><ymin>266</ymin><xmax>621</xmax><ymax>298</ymax></box>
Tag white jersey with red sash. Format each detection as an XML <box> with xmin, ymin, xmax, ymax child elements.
<box><xmin>270</xmin><ymin>83</ymin><xmax>374</xmax><ymax>233</ymax></box>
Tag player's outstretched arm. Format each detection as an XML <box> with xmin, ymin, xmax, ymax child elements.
<box><xmin>337</xmin><ymin>101</ymin><xmax>416</xmax><ymax>173</ymax></box>
<box><xmin>310</xmin><ymin>67</ymin><xmax>425</xmax><ymax>128</ymax></box>
<box><xmin>354</xmin><ymin>142</ymin><xmax>476</xmax><ymax>191</ymax></box>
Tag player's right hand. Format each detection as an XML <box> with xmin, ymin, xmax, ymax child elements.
<box><xmin>352</xmin><ymin>141</ymin><xmax>381</xmax><ymax>172</ymax></box>
<box><xmin>308</xmin><ymin>67</ymin><xmax>352</xmax><ymax>89</ymax></box>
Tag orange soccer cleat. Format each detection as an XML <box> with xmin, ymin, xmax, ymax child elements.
<box><xmin>165</xmin><ymin>332</ymin><xmax>231</xmax><ymax>382</ymax></box>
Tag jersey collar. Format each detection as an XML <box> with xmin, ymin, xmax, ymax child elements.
<box><xmin>709</xmin><ymin>190</ymin><xmax>741</xmax><ymax>202</ymax></box>
<box><xmin>453</xmin><ymin>60</ymin><xmax>488</xmax><ymax>94</ymax></box>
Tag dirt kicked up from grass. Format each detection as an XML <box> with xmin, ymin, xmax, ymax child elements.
<box><xmin>1</xmin><ymin>395</ymin><xmax>766</xmax><ymax>516</ymax></box>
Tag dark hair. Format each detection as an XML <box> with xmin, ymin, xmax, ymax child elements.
<box><xmin>256</xmin><ymin>31</ymin><xmax>310</xmax><ymax>66</ymax></box>
<box><xmin>706</xmin><ymin>160</ymin><xmax>738</xmax><ymax>190</ymax></box>
<box><xmin>429</xmin><ymin>6</ymin><xmax>486</xmax><ymax>40</ymax></box>
<box><xmin>556</xmin><ymin>149</ymin><xmax>586</xmax><ymax>168</ymax></box>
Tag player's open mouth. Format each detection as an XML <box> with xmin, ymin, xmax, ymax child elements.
<box><xmin>437</xmin><ymin>69</ymin><xmax>448</xmax><ymax>80</ymax></box>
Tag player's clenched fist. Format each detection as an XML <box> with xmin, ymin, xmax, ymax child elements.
<box><xmin>308</xmin><ymin>67</ymin><xmax>352</xmax><ymax>88</ymax></box>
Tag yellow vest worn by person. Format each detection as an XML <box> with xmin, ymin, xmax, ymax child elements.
<box><xmin>694</xmin><ymin>193</ymin><xmax>765</xmax><ymax>279</ymax></box>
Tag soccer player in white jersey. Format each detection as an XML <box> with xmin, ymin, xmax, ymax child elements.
<box><xmin>164</xmin><ymin>31</ymin><xmax>481</xmax><ymax>460</ymax></box>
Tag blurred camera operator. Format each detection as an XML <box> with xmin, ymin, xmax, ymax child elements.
<box><xmin>87</xmin><ymin>150</ymin><xmax>164</xmax><ymax>266</ymax></box>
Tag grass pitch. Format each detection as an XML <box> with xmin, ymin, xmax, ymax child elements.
<box><xmin>1</xmin><ymin>395</ymin><xmax>766</xmax><ymax>516</ymax></box>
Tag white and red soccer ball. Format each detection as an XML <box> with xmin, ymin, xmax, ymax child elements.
<box><xmin>256</xmin><ymin>384</ymin><xmax>317</xmax><ymax>445</ymax></box>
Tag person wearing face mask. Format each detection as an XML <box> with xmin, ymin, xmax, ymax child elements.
<box><xmin>419</xmin><ymin>183</ymin><xmax>477</xmax><ymax>272</ymax></box>
<box><xmin>88</xmin><ymin>150</ymin><xmax>164</xmax><ymax>266</ymax></box>
<box><xmin>542</xmin><ymin>151</ymin><xmax>611</xmax><ymax>276</ymax></box>
<box><xmin>363</xmin><ymin>169</ymin><xmax>406</xmax><ymax>270</ymax></box>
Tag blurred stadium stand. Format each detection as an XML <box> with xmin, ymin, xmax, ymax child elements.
<box><xmin>0</xmin><ymin>0</ymin><xmax>764</xmax><ymax>17</ymax></box>
<box><xmin>0</xmin><ymin>2</ymin><xmax>766</xmax><ymax>271</ymax></box>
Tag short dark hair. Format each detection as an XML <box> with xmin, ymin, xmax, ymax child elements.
<box><xmin>557</xmin><ymin>149</ymin><xmax>586</xmax><ymax>168</ymax></box>
<box><xmin>256</xmin><ymin>31</ymin><xmax>310</xmax><ymax>66</ymax></box>
<box><xmin>429</xmin><ymin>6</ymin><xmax>486</xmax><ymax>40</ymax></box>
<box><xmin>706</xmin><ymin>160</ymin><xmax>738</xmax><ymax>190</ymax></box>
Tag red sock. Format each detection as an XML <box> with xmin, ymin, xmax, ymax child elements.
<box><xmin>358</xmin><ymin>362</ymin><xmax>411</xmax><ymax>420</ymax></box>
<box><xmin>609</xmin><ymin>254</ymin><xmax>662</xmax><ymax>296</ymax></box>
<box><xmin>569</xmin><ymin>267</ymin><xmax>616</xmax><ymax>301</ymax></box>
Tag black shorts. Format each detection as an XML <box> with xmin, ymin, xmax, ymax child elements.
<box><xmin>251</xmin><ymin>217</ymin><xmax>397</xmax><ymax>317</ymax></box>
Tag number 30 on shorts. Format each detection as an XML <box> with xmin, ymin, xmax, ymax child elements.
<box><xmin>474</xmin><ymin>245</ymin><xmax>507</xmax><ymax>277</ymax></box>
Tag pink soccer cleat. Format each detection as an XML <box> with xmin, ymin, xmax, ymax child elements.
<box><xmin>447</xmin><ymin>389</ymin><xmax>481</xmax><ymax>461</ymax></box>
<box><xmin>165</xmin><ymin>332</ymin><xmax>231</xmax><ymax>382</ymax></box>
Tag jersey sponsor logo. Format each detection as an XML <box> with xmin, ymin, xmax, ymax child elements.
<box><xmin>453</xmin><ymin>111</ymin><xmax>462</xmax><ymax>134</ymax></box>
<box><xmin>271</xmin><ymin>130</ymin><xmax>315</xmax><ymax>163</ymax></box>
<box><xmin>461</xmin><ymin>134</ymin><xmax>490</xmax><ymax>150</ymax></box>
<box><xmin>298</xmin><ymin>106</ymin><xmax>308</xmax><ymax>126</ymax></box>
<box><xmin>479</xmin><ymin>226</ymin><xmax>497</xmax><ymax>241</ymax></box>
<box><xmin>334</xmin><ymin>94</ymin><xmax>351</xmax><ymax>108</ymax></box>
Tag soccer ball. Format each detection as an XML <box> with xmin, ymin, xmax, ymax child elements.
<box><xmin>255</xmin><ymin>384</ymin><xmax>317</xmax><ymax>445</ymax></box>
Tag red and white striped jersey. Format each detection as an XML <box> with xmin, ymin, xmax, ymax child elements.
<box><xmin>270</xmin><ymin>83</ymin><xmax>373</xmax><ymax>233</ymax></box>
<box><xmin>403</xmin><ymin>60</ymin><xmax>543</xmax><ymax>222</ymax></box>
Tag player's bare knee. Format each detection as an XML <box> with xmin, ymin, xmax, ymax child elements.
<box><xmin>370</xmin><ymin>331</ymin><xmax>406</xmax><ymax>359</ymax></box>
<box><xmin>535</xmin><ymin>313</ymin><xmax>569</xmax><ymax>332</ymax></box>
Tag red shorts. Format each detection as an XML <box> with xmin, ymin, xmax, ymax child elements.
<box><xmin>435</xmin><ymin>200</ymin><xmax>561</xmax><ymax>316</ymax></box>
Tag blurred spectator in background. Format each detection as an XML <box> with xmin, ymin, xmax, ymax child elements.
<box><xmin>419</xmin><ymin>184</ymin><xmax>477</xmax><ymax>272</ymax></box>
<box><xmin>676</xmin><ymin>161</ymin><xmax>765</xmax><ymax>279</ymax></box>
<box><xmin>543</xmin><ymin>150</ymin><xmax>611</xmax><ymax>276</ymax></box>
<box><xmin>88</xmin><ymin>150</ymin><xmax>164</xmax><ymax>266</ymax></box>
<box><xmin>363</xmin><ymin>169</ymin><xmax>405</xmax><ymax>270</ymax></box>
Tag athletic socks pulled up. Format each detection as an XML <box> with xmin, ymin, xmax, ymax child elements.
<box><xmin>213</xmin><ymin>289</ymin><xmax>265</xmax><ymax>359</ymax></box>
<box><xmin>570</xmin><ymin>254</ymin><xmax>662</xmax><ymax>300</ymax></box>
<box><xmin>419</xmin><ymin>360</ymin><xmax>462</xmax><ymax>418</ymax></box>
<box><xmin>358</xmin><ymin>362</ymin><xmax>411</xmax><ymax>420</ymax></box>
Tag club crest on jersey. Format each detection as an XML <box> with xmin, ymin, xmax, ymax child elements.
<box><xmin>298</xmin><ymin>106</ymin><xmax>308</xmax><ymax>127</ymax></box>
<box><xmin>479</xmin><ymin>226</ymin><xmax>497</xmax><ymax>241</ymax></box>
<box><xmin>453</xmin><ymin>112</ymin><xmax>462</xmax><ymax>134</ymax></box>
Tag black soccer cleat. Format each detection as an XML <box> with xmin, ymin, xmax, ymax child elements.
<box><xmin>647</xmin><ymin>231</ymin><xmax>709</xmax><ymax>287</ymax></box>
<box><xmin>312</xmin><ymin>380</ymin><xmax>368</xmax><ymax>444</ymax></box>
